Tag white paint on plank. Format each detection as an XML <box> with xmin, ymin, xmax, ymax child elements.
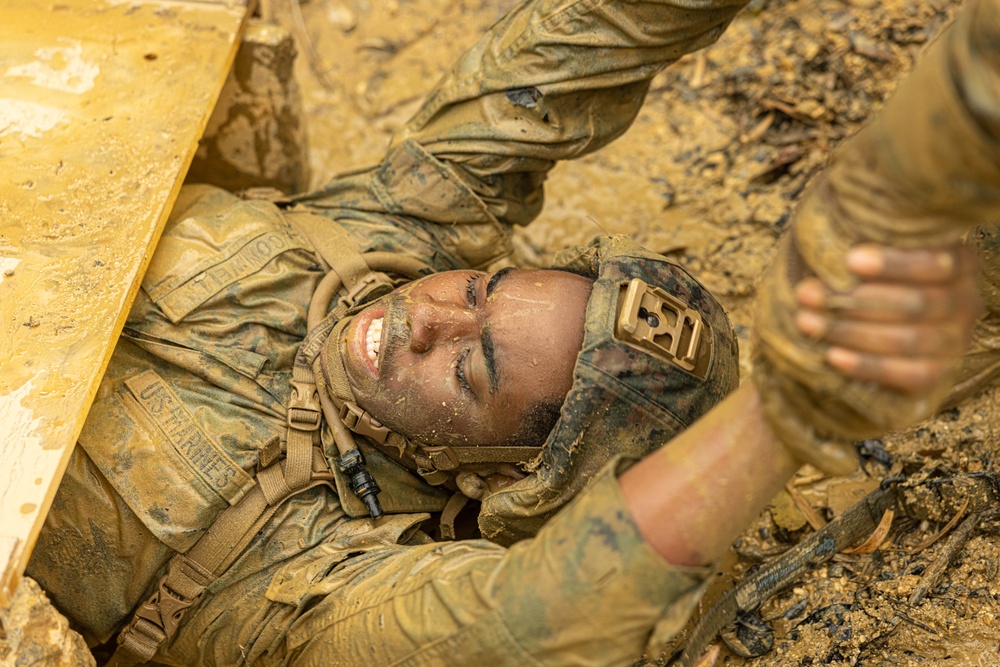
<box><xmin>0</xmin><ymin>257</ymin><xmax>20</xmax><ymax>284</ymax></box>
<box><xmin>0</xmin><ymin>377</ymin><xmax>55</xmax><ymax>524</ymax></box>
<box><xmin>5</xmin><ymin>40</ymin><xmax>99</xmax><ymax>94</ymax></box>
<box><xmin>0</xmin><ymin>100</ymin><xmax>67</xmax><ymax>138</ymax></box>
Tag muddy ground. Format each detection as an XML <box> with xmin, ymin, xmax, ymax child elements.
<box><xmin>273</xmin><ymin>0</ymin><xmax>1000</xmax><ymax>664</ymax></box>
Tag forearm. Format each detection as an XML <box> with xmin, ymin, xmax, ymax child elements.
<box><xmin>400</xmin><ymin>0</ymin><xmax>749</xmax><ymax>150</ymax></box>
<box><xmin>285</xmin><ymin>466</ymin><xmax>709</xmax><ymax>667</ymax></box>
<box><xmin>298</xmin><ymin>0</ymin><xmax>750</xmax><ymax>270</ymax></box>
<box><xmin>797</xmin><ymin>0</ymin><xmax>1000</xmax><ymax>293</ymax></box>
<box><xmin>750</xmin><ymin>0</ymin><xmax>1000</xmax><ymax>475</ymax></box>
<box><xmin>394</xmin><ymin>0</ymin><xmax>750</xmax><ymax>226</ymax></box>
<box><xmin>619</xmin><ymin>383</ymin><xmax>798</xmax><ymax>566</ymax></box>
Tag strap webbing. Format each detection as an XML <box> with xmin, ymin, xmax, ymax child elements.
<box><xmin>109</xmin><ymin>210</ymin><xmax>405</xmax><ymax>667</ymax></box>
<box><xmin>320</xmin><ymin>319</ymin><xmax>356</xmax><ymax>405</ymax></box>
<box><xmin>438</xmin><ymin>493</ymin><xmax>471</xmax><ymax>541</ymax></box>
<box><xmin>108</xmin><ymin>457</ymin><xmax>334</xmax><ymax>667</ymax></box>
<box><xmin>424</xmin><ymin>445</ymin><xmax>543</xmax><ymax>468</ymax></box>
<box><xmin>284</xmin><ymin>207</ymin><xmax>370</xmax><ymax>289</ymax></box>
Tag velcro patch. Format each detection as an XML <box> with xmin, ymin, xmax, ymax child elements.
<box><xmin>152</xmin><ymin>228</ymin><xmax>307</xmax><ymax>322</ymax></box>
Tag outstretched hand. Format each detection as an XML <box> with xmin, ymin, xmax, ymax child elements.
<box><xmin>794</xmin><ymin>244</ymin><xmax>981</xmax><ymax>394</ymax></box>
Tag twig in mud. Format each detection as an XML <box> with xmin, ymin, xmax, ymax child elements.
<box><xmin>675</xmin><ymin>487</ymin><xmax>894</xmax><ymax>667</ymax></box>
<box><xmin>908</xmin><ymin>511</ymin><xmax>981</xmax><ymax>606</ymax></box>
<box><xmin>689</xmin><ymin>52</ymin><xmax>708</xmax><ymax>89</ymax></box>
<box><xmin>894</xmin><ymin>611</ymin><xmax>939</xmax><ymax>635</ymax></box>
<box><xmin>760</xmin><ymin>97</ymin><xmax>820</xmax><ymax>125</ymax></box>
<box><xmin>740</xmin><ymin>111</ymin><xmax>774</xmax><ymax>144</ymax></box>
<box><xmin>792</xmin><ymin>471</ymin><xmax>827</xmax><ymax>487</ymax></box>
<box><xmin>735</xmin><ymin>542</ymin><xmax>789</xmax><ymax>563</ymax></box>
<box><xmin>908</xmin><ymin>496</ymin><xmax>969</xmax><ymax>555</ymax></box>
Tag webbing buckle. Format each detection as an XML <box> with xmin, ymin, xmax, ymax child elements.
<box><xmin>287</xmin><ymin>407</ymin><xmax>321</xmax><ymax>431</ymax></box>
<box><xmin>339</xmin><ymin>401</ymin><xmax>390</xmax><ymax>444</ymax></box>
<box><xmin>615</xmin><ymin>278</ymin><xmax>706</xmax><ymax>375</ymax></box>
<box><xmin>423</xmin><ymin>445</ymin><xmax>460</xmax><ymax>471</ymax></box>
<box><xmin>288</xmin><ymin>380</ymin><xmax>322</xmax><ymax>431</ymax></box>
<box><xmin>121</xmin><ymin>580</ymin><xmax>198</xmax><ymax>659</ymax></box>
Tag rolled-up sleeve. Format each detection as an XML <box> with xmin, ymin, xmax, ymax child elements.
<box><xmin>281</xmin><ymin>463</ymin><xmax>709</xmax><ymax>667</ymax></box>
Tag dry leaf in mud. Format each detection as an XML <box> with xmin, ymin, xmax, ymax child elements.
<box><xmin>842</xmin><ymin>509</ymin><xmax>894</xmax><ymax>555</ymax></box>
<box><xmin>825</xmin><ymin>476</ymin><xmax>880</xmax><ymax>517</ymax></box>
<box><xmin>770</xmin><ymin>488</ymin><xmax>808</xmax><ymax>532</ymax></box>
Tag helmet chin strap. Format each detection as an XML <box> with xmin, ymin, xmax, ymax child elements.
<box><xmin>288</xmin><ymin>239</ymin><xmax>538</xmax><ymax>521</ymax></box>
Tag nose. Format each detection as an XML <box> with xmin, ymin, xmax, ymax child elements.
<box><xmin>408</xmin><ymin>300</ymin><xmax>477</xmax><ymax>353</ymax></box>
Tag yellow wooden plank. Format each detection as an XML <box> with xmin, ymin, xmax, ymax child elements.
<box><xmin>0</xmin><ymin>0</ymin><xmax>249</xmax><ymax>608</ymax></box>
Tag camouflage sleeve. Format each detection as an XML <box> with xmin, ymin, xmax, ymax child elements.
<box><xmin>278</xmin><ymin>462</ymin><xmax>710</xmax><ymax>667</ymax></box>
<box><xmin>751</xmin><ymin>0</ymin><xmax>1000</xmax><ymax>475</ymax></box>
<box><xmin>297</xmin><ymin>0</ymin><xmax>748</xmax><ymax>270</ymax></box>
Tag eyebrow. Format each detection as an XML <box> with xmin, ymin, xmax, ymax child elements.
<box><xmin>486</xmin><ymin>266</ymin><xmax>516</xmax><ymax>299</ymax></box>
<box><xmin>481</xmin><ymin>328</ymin><xmax>500</xmax><ymax>394</ymax></box>
<box><xmin>481</xmin><ymin>267</ymin><xmax>516</xmax><ymax>394</ymax></box>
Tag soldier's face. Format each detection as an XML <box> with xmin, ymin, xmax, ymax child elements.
<box><xmin>341</xmin><ymin>267</ymin><xmax>592</xmax><ymax>446</ymax></box>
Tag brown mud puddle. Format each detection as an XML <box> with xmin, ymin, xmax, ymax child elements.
<box><xmin>277</xmin><ymin>0</ymin><xmax>1000</xmax><ymax>663</ymax></box>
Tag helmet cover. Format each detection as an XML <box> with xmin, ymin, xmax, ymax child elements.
<box><xmin>478</xmin><ymin>235</ymin><xmax>740</xmax><ymax>545</ymax></box>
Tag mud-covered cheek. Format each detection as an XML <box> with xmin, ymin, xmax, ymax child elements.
<box><xmin>382</xmin><ymin>362</ymin><xmax>459</xmax><ymax>413</ymax></box>
<box><xmin>399</xmin><ymin>396</ymin><xmax>480</xmax><ymax>444</ymax></box>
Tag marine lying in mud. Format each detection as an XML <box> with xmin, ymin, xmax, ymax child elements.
<box><xmin>22</xmin><ymin>0</ymin><xmax>1000</xmax><ymax>665</ymax></box>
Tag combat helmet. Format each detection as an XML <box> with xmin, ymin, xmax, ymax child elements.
<box><xmin>477</xmin><ymin>235</ymin><xmax>740</xmax><ymax>545</ymax></box>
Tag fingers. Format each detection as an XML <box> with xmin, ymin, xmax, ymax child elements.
<box><xmin>825</xmin><ymin>348</ymin><xmax>955</xmax><ymax>395</ymax></box>
<box><xmin>796</xmin><ymin>308</ymin><xmax>972</xmax><ymax>394</ymax></box>
<box><xmin>846</xmin><ymin>244</ymin><xmax>968</xmax><ymax>284</ymax></box>
<box><xmin>796</xmin><ymin>313</ymin><xmax>965</xmax><ymax>356</ymax></box>
<box><xmin>796</xmin><ymin>279</ymin><xmax>960</xmax><ymax>323</ymax></box>
<box><xmin>792</xmin><ymin>242</ymin><xmax>981</xmax><ymax>394</ymax></box>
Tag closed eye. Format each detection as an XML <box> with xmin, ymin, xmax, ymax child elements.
<box><xmin>455</xmin><ymin>347</ymin><xmax>472</xmax><ymax>394</ymax></box>
<box><xmin>465</xmin><ymin>275</ymin><xmax>478</xmax><ymax>308</ymax></box>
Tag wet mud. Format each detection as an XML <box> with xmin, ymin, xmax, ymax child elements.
<box><xmin>270</xmin><ymin>0</ymin><xmax>999</xmax><ymax>664</ymax></box>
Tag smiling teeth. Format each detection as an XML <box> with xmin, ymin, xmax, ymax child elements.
<box><xmin>366</xmin><ymin>317</ymin><xmax>383</xmax><ymax>368</ymax></box>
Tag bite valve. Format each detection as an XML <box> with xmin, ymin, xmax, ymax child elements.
<box><xmin>337</xmin><ymin>448</ymin><xmax>384</xmax><ymax>519</ymax></box>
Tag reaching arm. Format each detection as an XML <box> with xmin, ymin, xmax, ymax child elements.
<box><xmin>751</xmin><ymin>0</ymin><xmax>1000</xmax><ymax>476</ymax></box>
<box><xmin>621</xmin><ymin>243</ymin><xmax>980</xmax><ymax>566</ymax></box>
<box><xmin>296</xmin><ymin>0</ymin><xmax>749</xmax><ymax>269</ymax></box>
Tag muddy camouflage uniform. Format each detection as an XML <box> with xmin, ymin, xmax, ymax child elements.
<box><xmin>27</xmin><ymin>1</ymin><xmax>748</xmax><ymax>665</ymax></box>
<box><xmin>751</xmin><ymin>0</ymin><xmax>1000</xmax><ymax>476</ymax></box>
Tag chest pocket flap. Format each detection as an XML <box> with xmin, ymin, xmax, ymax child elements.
<box><xmin>142</xmin><ymin>200</ymin><xmax>311</xmax><ymax>323</ymax></box>
<box><xmin>79</xmin><ymin>370</ymin><xmax>255</xmax><ymax>553</ymax></box>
